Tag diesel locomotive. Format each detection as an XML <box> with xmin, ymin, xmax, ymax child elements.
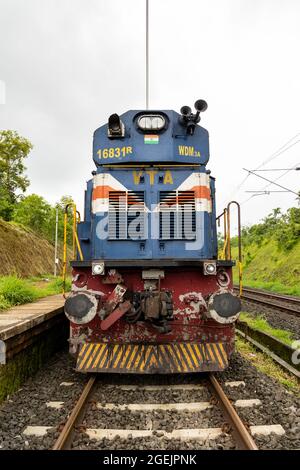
<box><xmin>64</xmin><ymin>99</ymin><xmax>242</xmax><ymax>374</ymax></box>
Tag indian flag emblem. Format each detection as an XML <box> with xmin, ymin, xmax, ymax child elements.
<box><xmin>144</xmin><ymin>134</ymin><xmax>159</xmax><ymax>144</ymax></box>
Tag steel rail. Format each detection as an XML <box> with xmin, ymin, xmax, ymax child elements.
<box><xmin>237</xmin><ymin>286</ymin><xmax>300</xmax><ymax>306</ymax></box>
<box><xmin>209</xmin><ymin>374</ymin><xmax>258</xmax><ymax>450</ymax></box>
<box><xmin>53</xmin><ymin>375</ymin><xmax>96</xmax><ymax>450</ymax></box>
<box><xmin>241</xmin><ymin>293</ymin><xmax>300</xmax><ymax>317</ymax></box>
<box><xmin>234</xmin><ymin>287</ymin><xmax>300</xmax><ymax>318</ymax></box>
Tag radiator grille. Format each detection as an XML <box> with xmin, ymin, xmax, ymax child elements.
<box><xmin>159</xmin><ymin>190</ymin><xmax>196</xmax><ymax>240</ymax></box>
<box><xmin>108</xmin><ymin>191</ymin><xmax>146</xmax><ymax>240</ymax></box>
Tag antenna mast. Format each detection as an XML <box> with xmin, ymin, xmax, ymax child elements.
<box><xmin>146</xmin><ymin>0</ymin><xmax>149</xmax><ymax>109</ymax></box>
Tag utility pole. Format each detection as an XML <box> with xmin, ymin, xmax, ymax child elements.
<box><xmin>54</xmin><ymin>208</ymin><xmax>59</xmax><ymax>277</ymax></box>
<box><xmin>146</xmin><ymin>0</ymin><xmax>149</xmax><ymax>109</ymax></box>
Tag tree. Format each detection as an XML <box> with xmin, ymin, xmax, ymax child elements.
<box><xmin>241</xmin><ymin>203</ymin><xmax>300</xmax><ymax>252</ymax></box>
<box><xmin>12</xmin><ymin>194</ymin><xmax>76</xmax><ymax>246</ymax></box>
<box><xmin>38</xmin><ymin>195</ymin><xmax>76</xmax><ymax>245</ymax></box>
<box><xmin>0</xmin><ymin>130</ymin><xmax>32</xmax><ymax>220</ymax></box>
<box><xmin>13</xmin><ymin>194</ymin><xmax>52</xmax><ymax>235</ymax></box>
<box><xmin>54</xmin><ymin>195</ymin><xmax>76</xmax><ymax>245</ymax></box>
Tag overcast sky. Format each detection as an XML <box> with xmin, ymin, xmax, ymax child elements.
<box><xmin>0</xmin><ymin>0</ymin><xmax>299</xmax><ymax>228</ymax></box>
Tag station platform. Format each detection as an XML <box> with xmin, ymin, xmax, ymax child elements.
<box><xmin>0</xmin><ymin>295</ymin><xmax>65</xmax><ymax>364</ymax></box>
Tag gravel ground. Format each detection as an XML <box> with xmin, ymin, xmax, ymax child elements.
<box><xmin>0</xmin><ymin>349</ymin><xmax>299</xmax><ymax>450</ymax></box>
<box><xmin>215</xmin><ymin>354</ymin><xmax>300</xmax><ymax>450</ymax></box>
<box><xmin>0</xmin><ymin>351</ymin><xmax>85</xmax><ymax>450</ymax></box>
<box><xmin>71</xmin><ymin>434</ymin><xmax>236</xmax><ymax>450</ymax></box>
<box><xmin>242</xmin><ymin>299</ymin><xmax>300</xmax><ymax>338</ymax></box>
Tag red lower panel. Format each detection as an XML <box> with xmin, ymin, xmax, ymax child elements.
<box><xmin>69</xmin><ymin>267</ymin><xmax>235</xmax><ymax>368</ymax></box>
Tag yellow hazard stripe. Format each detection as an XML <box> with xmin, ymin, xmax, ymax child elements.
<box><xmin>76</xmin><ymin>342</ymin><xmax>229</xmax><ymax>373</ymax></box>
<box><xmin>78</xmin><ymin>343</ymin><xmax>93</xmax><ymax>370</ymax></box>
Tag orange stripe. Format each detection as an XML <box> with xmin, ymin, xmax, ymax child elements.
<box><xmin>192</xmin><ymin>185</ymin><xmax>211</xmax><ymax>199</ymax></box>
<box><xmin>92</xmin><ymin>185</ymin><xmax>117</xmax><ymax>200</ymax></box>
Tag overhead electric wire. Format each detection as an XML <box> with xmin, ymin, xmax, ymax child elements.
<box><xmin>258</xmin><ymin>140</ymin><xmax>300</xmax><ymax>170</ymax></box>
<box><xmin>251</xmin><ymin>167</ymin><xmax>300</xmax><ymax>171</ymax></box>
<box><xmin>242</xmin><ymin>161</ymin><xmax>300</xmax><ymax>204</ymax></box>
<box><xmin>222</xmin><ymin>131</ymin><xmax>300</xmax><ymax>208</ymax></box>
<box><xmin>256</xmin><ymin>134</ymin><xmax>300</xmax><ymax>170</ymax></box>
<box><xmin>259</xmin><ymin>162</ymin><xmax>300</xmax><ymax>190</ymax></box>
<box><xmin>241</xmin><ymin>168</ymin><xmax>299</xmax><ymax>206</ymax></box>
<box><xmin>246</xmin><ymin>190</ymin><xmax>290</xmax><ymax>193</ymax></box>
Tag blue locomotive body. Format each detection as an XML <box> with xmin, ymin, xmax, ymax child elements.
<box><xmin>65</xmin><ymin>102</ymin><xmax>241</xmax><ymax>374</ymax></box>
<box><xmin>78</xmin><ymin>109</ymin><xmax>216</xmax><ymax>262</ymax></box>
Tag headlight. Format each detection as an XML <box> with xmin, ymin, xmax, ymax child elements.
<box><xmin>137</xmin><ymin>114</ymin><xmax>166</xmax><ymax>131</ymax></box>
<box><xmin>92</xmin><ymin>262</ymin><xmax>105</xmax><ymax>275</ymax></box>
<box><xmin>207</xmin><ymin>291</ymin><xmax>241</xmax><ymax>324</ymax></box>
<box><xmin>203</xmin><ymin>261</ymin><xmax>217</xmax><ymax>275</ymax></box>
<box><xmin>64</xmin><ymin>292</ymin><xmax>98</xmax><ymax>325</ymax></box>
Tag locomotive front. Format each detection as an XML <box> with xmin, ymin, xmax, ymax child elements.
<box><xmin>64</xmin><ymin>100</ymin><xmax>241</xmax><ymax>373</ymax></box>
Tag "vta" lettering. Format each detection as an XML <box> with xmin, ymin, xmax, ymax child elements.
<box><xmin>133</xmin><ymin>170</ymin><xmax>173</xmax><ymax>185</ymax></box>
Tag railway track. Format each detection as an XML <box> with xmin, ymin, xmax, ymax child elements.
<box><xmin>52</xmin><ymin>374</ymin><xmax>259</xmax><ymax>450</ymax></box>
<box><xmin>3</xmin><ymin>350</ymin><xmax>294</xmax><ymax>450</ymax></box>
<box><xmin>234</xmin><ymin>286</ymin><xmax>300</xmax><ymax>318</ymax></box>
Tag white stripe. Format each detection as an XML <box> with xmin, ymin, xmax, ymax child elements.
<box><xmin>110</xmin><ymin>384</ymin><xmax>204</xmax><ymax>391</ymax></box>
<box><xmin>235</xmin><ymin>399</ymin><xmax>261</xmax><ymax>408</ymax></box>
<box><xmin>46</xmin><ymin>401</ymin><xmax>64</xmax><ymax>409</ymax></box>
<box><xmin>86</xmin><ymin>427</ymin><xmax>223</xmax><ymax>441</ymax></box>
<box><xmin>177</xmin><ymin>172</ymin><xmax>210</xmax><ymax>191</ymax></box>
<box><xmin>93</xmin><ymin>173</ymin><xmax>127</xmax><ymax>190</ymax></box>
<box><xmin>250</xmin><ymin>425</ymin><xmax>285</xmax><ymax>436</ymax></box>
<box><xmin>195</xmin><ymin>198</ymin><xmax>212</xmax><ymax>212</ymax></box>
<box><xmin>92</xmin><ymin>199</ymin><xmax>109</xmax><ymax>213</ymax></box>
<box><xmin>23</xmin><ymin>426</ymin><xmax>52</xmax><ymax>437</ymax></box>
<box><xmin>225</xmin><ymin>381</ymin><xmax>246</xmax><ymax>388</ymax></box>
<box><xmin>96</xmin><ymin>402</ymin><xmax>212</xmax><ymax>411</ymax></box>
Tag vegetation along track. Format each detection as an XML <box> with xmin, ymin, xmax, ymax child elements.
<box><xmin>232</xmin><ymin>286</ymin><xmax>300</xmax><ymax>379</ymax></box>
<box><xmin>51</xmin><ymin>374</ymin><xmax>261</xmax><ymax>450</ymax></box>
<box><xmin>234</xmin><ymin>286</ymin><xmax>300</xmax><ymax>318</ymax></box>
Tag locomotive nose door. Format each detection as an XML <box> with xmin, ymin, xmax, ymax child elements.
<box><xmin>92</xmin><ymin>169</ymin><xmax>153</xmax><ymax>260</ymax></box>
<box><xmin>151</xmin><ymin>168</ymin><xmax>204</xmax><ymax>260</ymax></box>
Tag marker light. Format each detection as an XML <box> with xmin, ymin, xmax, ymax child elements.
<box><xmin>203</xmin><ymin>261</ymin><xmax>217</xmax><ymax>275</ymax></box>
<box><xmin>92</xmin><ymin>262</ymin><xmax>105</xmax><ymax>275</ymax></box>
<box><xmin>137</xmin><ymin>114</ymin><xmax>166</xmax><ymax>131</ymax></box>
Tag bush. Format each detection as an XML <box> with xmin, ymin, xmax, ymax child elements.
<box><xmin>0</xmin><ymin>276</ymin><xmax>38</xmax><ymax>305</ymax></box>
<box><xmin>39</xmin><ymin>276</ymin><xmax>71</xmax><ymax>296</ymax></box>
<box><xmin>0</xmin><ymin>294</ymin><xmax>11</xmax><ymax>311</ymax></box>
<box><xmin>241</xmin><ymin>206</ymin><xmax>300</xmax><ymax>252</ymax></box>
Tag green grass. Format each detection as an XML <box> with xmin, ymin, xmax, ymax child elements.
<box><xmin>231</xmin><ymin>238</ymin><xmax>300</xmax><ymax>297</ymax></box>
<box><xmin>236</xmin><ymin>337</ymin><xmax>299</xmax><ymax>395</ymax></box>
<box><xmin>237</xmin><ymin>279</ymin><xmax>300</xmax><ymax>297</ymax></box>
<box><xmin>239</xmin><ymin>312</ymin><xmax>295</xmax><ymax>346</ymax></box>
<box><xmin>40</xmin><ymin>277</ymin><xmax>71</xmax><ymax>296</ymax></box>
<box><xmin>0</xmin><ymin>276</ymin><xmax>38</xmax><ymax>306</ymax></box>
<box><xmin>0</xmin><ymin>274</ymin><xmax>70</xmax><ymax>312</ymax></box>
<box><xmin>0</xmin><ymin>294</ymin><xmax>12</xmax><ymax>311</ymax></box>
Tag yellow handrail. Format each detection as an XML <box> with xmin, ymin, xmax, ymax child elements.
<box><xmin>217</xmin><ymin>201</ymin><xmax>243</xmax><ymax>297</ymax></box>
<box><xmin>227</xmin><ymin>201</ymin><xmax>243</xmax><ymax>297</ymax></box>
<box><xmin>62</xmin><ymin>203</ymin><xmax>83</xmax><ymax>297</ymax></box>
